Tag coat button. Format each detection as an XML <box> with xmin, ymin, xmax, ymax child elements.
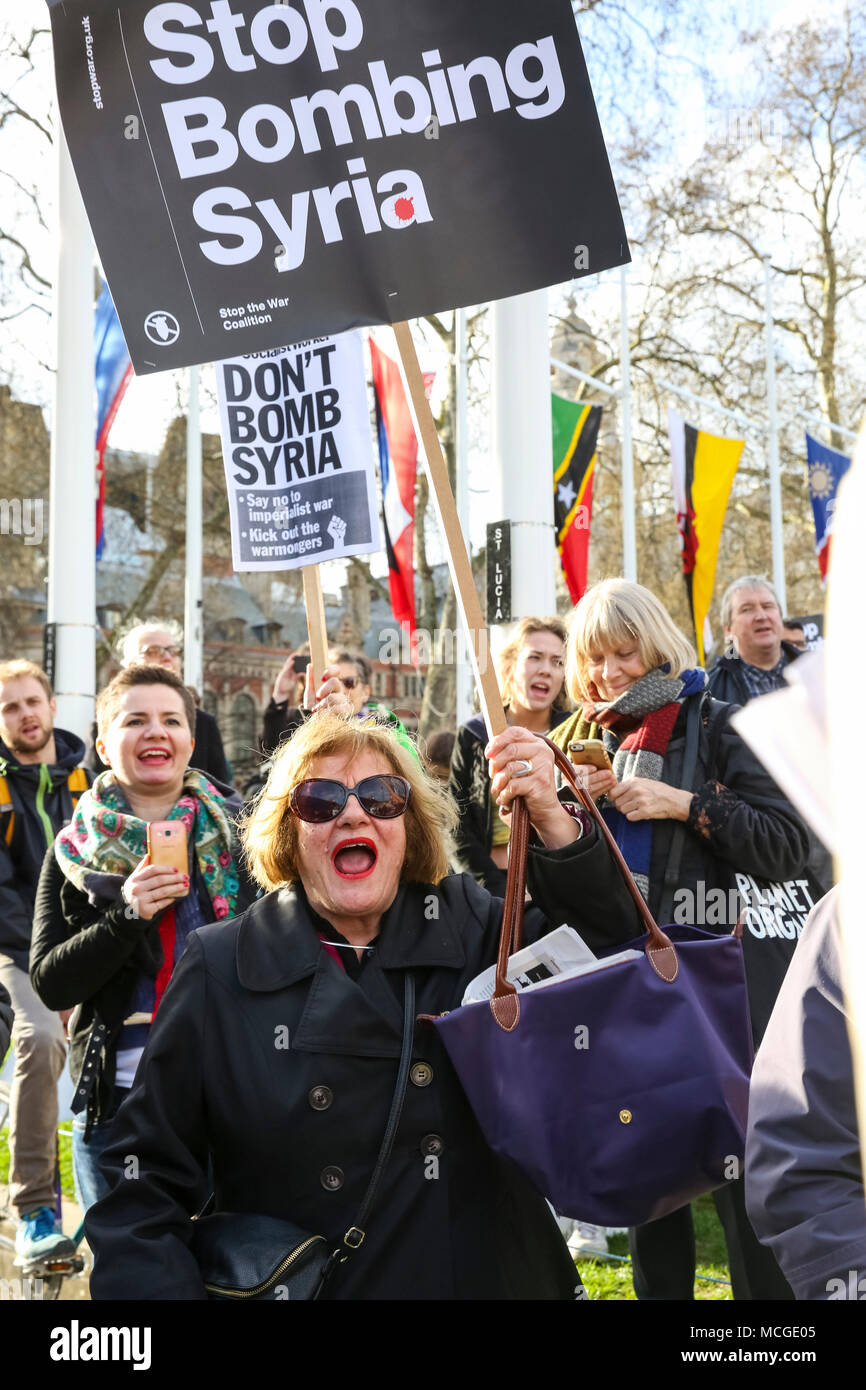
<box><xmin>420</xmin><ymin>1134</ymin><xmax>444</xmax><ymax>1157</ymax></box>
<box><xmin>410</xmin><ymin>1062</ymin><xmax>433</xmax><ymax>1087</ymax></box>
<box><xmin>320</xmin><ymin>1166</ymin><xmax>344</xmax><ymax>1192</ymax></box>
<box><xmin>309</xmin><ymin>1085</ymin><xmax>333</xmax><ymax>1111</ymax></box>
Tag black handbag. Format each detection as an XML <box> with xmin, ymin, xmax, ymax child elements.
<box><xmin>191</xmin><ymin>973</ymin><xmax>415</xmax><ymax>1301</ymax></box>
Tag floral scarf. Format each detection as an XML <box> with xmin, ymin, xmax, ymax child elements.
<box><xmin>54</xmin><ymin>767</ymin><xmax>239</xmax><ymax>919</ymax></box>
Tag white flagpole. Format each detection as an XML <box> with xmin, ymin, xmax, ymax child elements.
<box><xmin>489</xmin><ymin>289</ymin><xmax>556</xmax><ymax>653</ymax></box>
<box><xmin>184</xmin><ymin>365</ymin><xmax>203</xmax><ymax>692</ymax></box>
<box><xmin>47</xmin><ymin>130</ymin><xmax>95</xmax><ymax>738</ymax></box>
<box><xmin>455</xmin><ymin>305</ymin><xmax>473</xmax><ymax>726</ymax></box>
<box><xmin>620</xmin><ymin>266</ymin><xmax>637</xmax><ymax>581</ymax></box>
<box><xmin>764</xmin><ymin>255</ymin><xmax>787</xmax><ymax>613</ymax></box>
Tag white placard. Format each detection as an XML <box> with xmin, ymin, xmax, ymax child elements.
<box><xmin>216</xmin><ymin>331</ymin><xmax>379</xmax><ymax>571</ymax></box>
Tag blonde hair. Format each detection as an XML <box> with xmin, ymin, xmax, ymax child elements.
<box><xmin>566</xmin><ymin>579</ymin><xmax>696</xmax><ymax>704</ymax></box>
<box><xmin>241</xmin><ymin>709</ymin><xmax>457</xmax><ymax>890</ymax></box>
<box><xmin>497</xmin><ymin>616</ymin><xmax>569</xmax><ymax>714</ymax></box>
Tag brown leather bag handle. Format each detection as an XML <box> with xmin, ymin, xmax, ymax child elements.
<box><xmin>490</xmin><ymin>734</ymin><xmax>678</xmax><ymax>1033</ymax></box>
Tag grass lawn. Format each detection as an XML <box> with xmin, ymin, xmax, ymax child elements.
<box><xmin>578</xmin><ymin>1195</ymin><xmax>732</xmax><ymax>1300</ymax></box>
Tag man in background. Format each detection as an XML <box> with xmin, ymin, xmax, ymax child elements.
<box><xmin>0</xmin><ymin>660</ymin><xmax>87</xmax><ymax>1263</ymax></box>
<box><xmin>709</xmin><ymin>576</ymin><xmax>804</xmax><ymax>703</ymax></box>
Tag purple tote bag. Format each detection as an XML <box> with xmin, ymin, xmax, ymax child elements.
<box><xmin>434</xmin><ymin>740</ymin><xmax>753</xmax><ymax>1228</ymax></box>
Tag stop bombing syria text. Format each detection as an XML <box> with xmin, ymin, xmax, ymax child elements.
<box><xmin>140</xmin><ymin>1</ymin><xmax>568</xmax><ymax>271</ymax></box>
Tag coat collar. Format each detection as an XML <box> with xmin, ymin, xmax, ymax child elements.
<box><xmin>236</xmin><ymin>880</ymin><xmax>466</xmax><ymax>992</ymax></box>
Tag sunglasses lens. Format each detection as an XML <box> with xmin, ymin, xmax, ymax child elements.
<box><xmin>356</xmin><ymin>776</ymin><xmax>411</xmax><ymax>819</ymax></box>
<box><xmin>291</xmin><ymin>780</ymin><xmax>345</xmax><ymax>822</ymax></box>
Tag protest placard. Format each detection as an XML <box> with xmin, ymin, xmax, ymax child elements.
<box><xmin>215</xmin><ymin>330</ymin><xmax>378</xmax><ymax>570</ymax></box>
<box><xmin>48</xmin><ymin>0</ymin><xmax>628</xmax><ymax>374</ymax></box>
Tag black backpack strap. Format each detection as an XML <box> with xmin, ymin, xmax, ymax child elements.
<box><xmin>662</xmin><ymin>694</ymin><xmax>704</xmax><ymax>900</ymax></box>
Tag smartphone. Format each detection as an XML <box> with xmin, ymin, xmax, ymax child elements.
<box><xmin>146</xmin><ymin>821</ymin><xmax>189</xmax><ymax>893</ymax></box>
<box><xmin>292</xmin><ymin>654</ymin><xmax>311</xmax><ymax>675</ymax></box>
<box><xmin>567</xmin><ymin>739</ymin><xmax>613</xmax><ymax>773</ymax></box>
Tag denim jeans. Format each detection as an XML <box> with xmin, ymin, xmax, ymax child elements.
<box><xmin>71</xmin><ymin>1087</ymin><xmax>130</xmax><ymax>1214</ymax></box>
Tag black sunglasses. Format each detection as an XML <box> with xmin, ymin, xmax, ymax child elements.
<box><xmin>289</xmin><ymin>775</ymin><xmax>411</xmax><ymax>823</ymax></box>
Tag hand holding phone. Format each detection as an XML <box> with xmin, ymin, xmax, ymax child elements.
<box><xmin>568</xmin><ymin>739</ymin><xmax>613</xmax><ymax>772</ymax></box>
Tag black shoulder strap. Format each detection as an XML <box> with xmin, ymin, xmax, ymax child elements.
<box><xmin>662</xmin><ymin>694</ymin><xmax>706</xmax><ymax>897</ymax></box>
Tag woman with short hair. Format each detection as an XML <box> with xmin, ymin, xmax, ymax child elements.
<box><xmin>549</xmin><ymin>578</ymin><xmax>809</xmax><ymax>1302</ymax></box>
<box><xmin>82</xmin><ymin>707</ymin><xmax>644</xmax><ymax>1300</ymax></box>
<box><xmin>30</xmin><ymin>665</ymin><xmax>256</xmax><ymax>1213</ymax></box>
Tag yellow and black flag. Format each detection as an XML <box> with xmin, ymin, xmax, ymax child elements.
<box><xmin>552</xmin><ymin>395</ymin><xmax>601</xmax><ymax>603</ymax></box>
<box><xmin>668</xmin><ymin>407</ymin><xmax>743</xmax><ymax>665</ymax></box>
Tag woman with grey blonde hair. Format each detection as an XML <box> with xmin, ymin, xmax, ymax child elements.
<box><xmin>549</xmin><ymin>578</ymin><xmax>810</xmax><ymax>1302</ymax></box>
<box><xmin>81</xmin><ymin>706</ymin><xmax>646</xmax><ymax>1300</ymax></box>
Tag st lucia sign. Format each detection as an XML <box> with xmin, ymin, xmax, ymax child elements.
<box><xmin>49</xmin><ymin>0</ymin><xmax>629</xmax><ymax>374</ymax></box>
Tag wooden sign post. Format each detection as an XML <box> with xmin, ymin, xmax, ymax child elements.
<box><xmin>392</xmin><ymin>320</ymin><xmax>507</xmax><ymax>741</ymax></box>
<box><xmin>302</xmin><ymin>563</ymin><xmax>329</xmax><ymax>690</ymax></box>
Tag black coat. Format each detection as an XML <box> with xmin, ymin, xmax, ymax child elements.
<box><xmin>0</xmin><ymin>978</ymin><xmax>12</xmax><ymax>1057</ymax></box>
<box><xmin>449</xmin><ymin>715</ymin><xmax>506</xmax><ymax>894</ymax></box>
<box><xmin>0</xmin><ymin>728</ymin><xmax>89</xmax><ymax>967</ymax></box>
<box><xmin>29</xmin><ymin>788</ymin><xmax>258</xmax><ymax>1130</ymax></box>
<box><xmin>84</xmin><ymin>831</ymin><xmax>644</xmax><ymax>1301</ymax></box>
<box><xmin>551</xmin><ymin>691</ymin><xmax>815</xmax><ymax>1042</ymax></box>
<box><xmin>85</xmin><ymin>707</ymin><xmax>230</xmax><ymax>788</ymax></box>
<box><xmin>706</xmin><ymin>642</ymin><xmax>802</xmax><ymax>706</ymax></box>
<box><xmin>707</xmin><ymin>647</ymin><xmax>833</xmax><ymax>896</ymax></box>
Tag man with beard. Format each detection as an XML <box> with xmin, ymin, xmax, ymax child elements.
<box><xmin>0</xmin><ymin>660</ymin><xmax>88</xmax><ymax>1262</ymax></box>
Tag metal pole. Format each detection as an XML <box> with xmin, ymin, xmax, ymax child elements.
<box><xmin>764</xmin><ymin>256</ymin><xmax>786</xmax><ymax>612</ymax></box>
<box><xmin>489</xmin><ymin>289</ymin><xmax>556</xmax><ymax>657</ymax></box>
<box><xmin>47</xmin><ymin>131</ymin><xmax>95</xmax><ymax>739</ymax></box>
<box><xmin>620</xmin><ymin>266</ymin><xmax>637</xmax><ymax>582</ymax></box>
<box><xmin>184</xmin><ymin>365</ymin><xmax>203</xmax><ymax>691</ymax></box>
<box><xmin>455</xmin><ymin>306</ymin><xmax>473</xmax><ymax>726</ymax></box>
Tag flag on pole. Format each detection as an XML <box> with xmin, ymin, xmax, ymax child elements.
<box><xmin>369</xmin><ymin>339</ymin><xmax>433</xmax><ymax>663</ymax></box>
<box><xmin>806</xmin><ymin>433</ymin><xmax>851</xmax><ymax>583</ymax></box>
<box><xmin>94</xmin><ymin>282</ymin><xmax>133</xmax><ymax>558</ymax></box>
<box><xmin>552</xmin><ymin>395</ymin><xmax>600</xmax><ymax>603</ymax></box>
<box><xmin>668</xmin><ymin>408</ymin><xmax>743</xmax><ymax>666</ymax></box>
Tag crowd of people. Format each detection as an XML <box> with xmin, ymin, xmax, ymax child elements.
<box><xmin>0</xmin><ymin>577</ymin><xmax>851</xmax><ymax>1300</ymax></box>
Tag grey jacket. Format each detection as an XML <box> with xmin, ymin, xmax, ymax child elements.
<box><xmin>745</xmin><ymin>887</ymin><xmax>866</xmax><ymax>1299</ymax></box>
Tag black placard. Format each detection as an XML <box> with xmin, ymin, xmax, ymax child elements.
<box><xmin>487</xmin><ymin>520</ymin><xmax>511</xmax><ymax>624</ymax></box>
<box><xmin>48</xmin><ymin>0</ymin><xmax>629</xmax><ymax>373</ymax></box>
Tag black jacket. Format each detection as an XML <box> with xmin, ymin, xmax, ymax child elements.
<box><xmin>707</xmin><ymin>646</ymin><xmax>833</xmax><ymax>896</ymax></box>
<box><xmin>707</xmin><ymin>642</ymin><xmax>802</xmax><ymax>706</ymax></box>
<box><xmin>260</xmin><ymin>698</ymin><xmax>306</xmax><ymax>757</ymax></box>
<box><xmin>84</xmin><ymin>831</ymin><xmax>644</xmax><ymax>1301</ymax></box>
<box><xmin>551</xmin><ymin>692</ymin><xmax>814</xmax><ymax>1043</ymax></box>
<box><xmin>746</xmin><ymin>888</ymin><xmax>866</xmax><ymax>1299</ymax></box>
<box><xmin>0</xmin><ymin>979</ymin><xmax>12</xmax><ymax>1057</ymax></box>
<box><xmin>449</xmin><ymin>714</ymin><xmax>506</xmax><ymax>894</ymax></box>
<box><xmin>0</xmin><ymin>728</ymin><xmax>89</xmax><ymax>967</ymax></box>
<box><xmin>85</xmin><ymin>707</ymin><xmax>230</xmax><ymax>788</ymax></box>
<box><xmin>29</xmin><ymin>782</ymin><xmax>258</xmax><ymax>1130</ymax></box>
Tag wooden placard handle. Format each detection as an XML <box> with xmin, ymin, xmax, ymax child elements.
<box><xmin>302</xmin><ymin>563</ymin><xmax>329</xmax><ymax>689</ymax></box>
<box><xmin>391</xmin><ymin>321</ymin><xmax>507</xmax><ymax>740</ymax></box>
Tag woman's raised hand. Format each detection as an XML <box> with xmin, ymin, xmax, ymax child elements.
<box><xmin>122</xmin><ymin>856</ymin><xmax>189</xmax><ymax>921</ymax></box>
<box><xmin>303</xmin><ymin>665</ymin><xmax>354</xmax><ymax>720</ymax></box>
<box><xmin>486</xmin><ymin>727</ymin><xmax>581</xmax><ymax>850</ymax></box>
